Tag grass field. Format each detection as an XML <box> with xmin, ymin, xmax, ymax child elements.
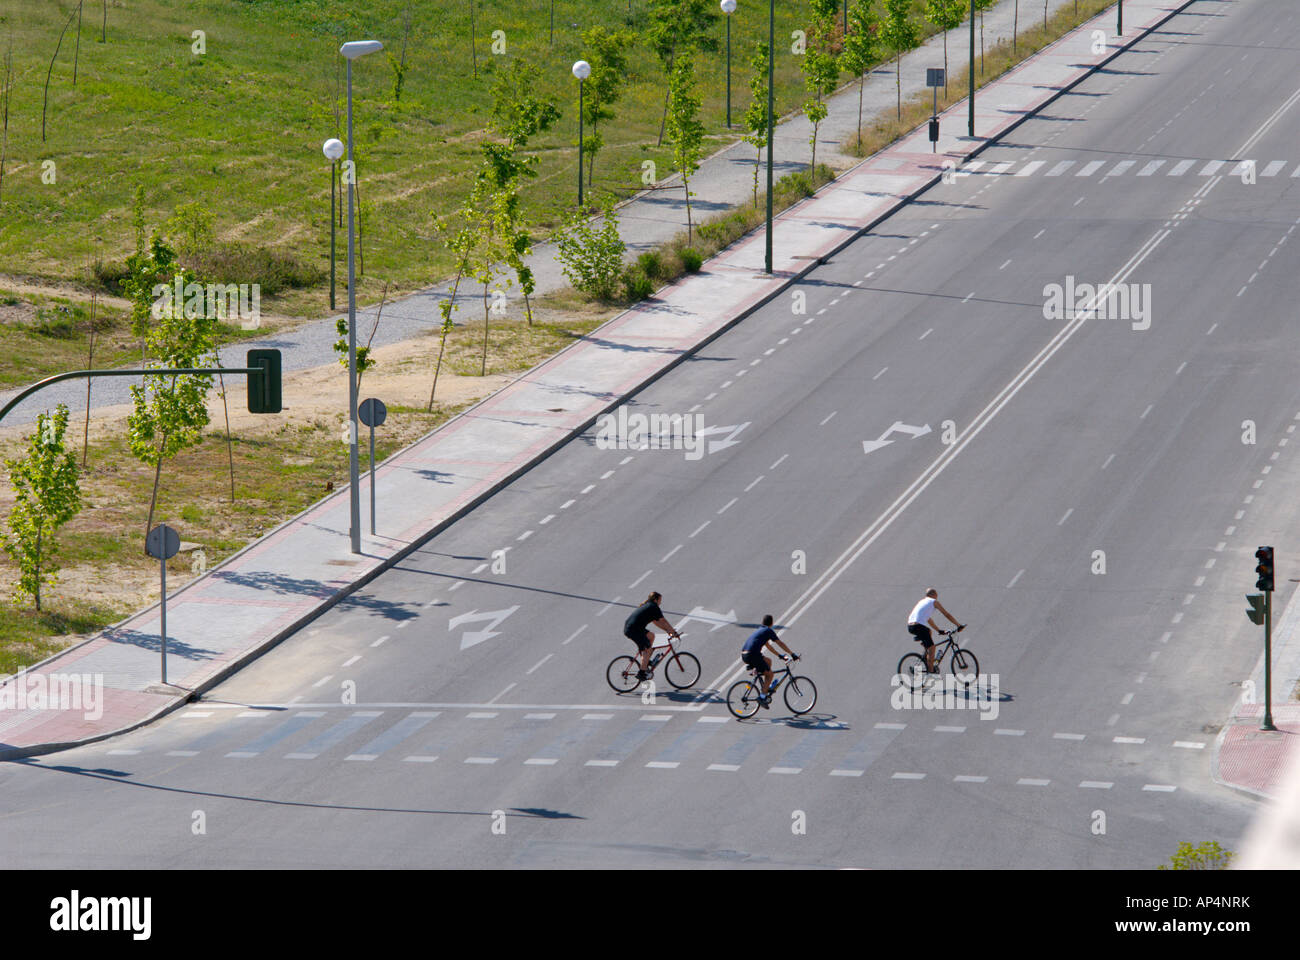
<box><xmin>0</xmin><ymin>0</ymin><xmax>947</xmax><ymax>316</ymax></box>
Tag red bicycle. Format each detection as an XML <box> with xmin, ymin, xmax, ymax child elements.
<box><xmin>606</xmin><ymin>635</ymin><xmax>701</xmax><ymax>692</ymax></box>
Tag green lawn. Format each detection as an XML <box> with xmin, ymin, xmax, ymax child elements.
<box><xmin>0</xmin><ymin>0</ymin><xmax>943</xmax><ymax>316</ymax></box>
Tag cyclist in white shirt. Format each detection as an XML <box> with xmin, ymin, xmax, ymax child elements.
<box><xmin>907</xmin><ymin>588</ymin><xmax>964</xmax><ymax>674</ymax></box>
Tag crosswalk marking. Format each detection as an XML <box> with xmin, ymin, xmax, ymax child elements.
<box><xmin>1137</xmin><ymin>160</ymin><xmax>1165</xmax><ymax>176</ymax></box>
<box><xmin>1046</xmin><ymin>161</ymin><xmax>1075</xmax><ymax>176</ymax></box>
<box><xmin>1076</xmin><ymin>160</ymin><xmax>1105</xmax><ymax>176</ymax></box>
<box><xmin>1168</xmin><ymin>159</ymin><xmax>1195</xmax><ymax>176</ymax></box>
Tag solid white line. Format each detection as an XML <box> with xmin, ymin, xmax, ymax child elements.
<box><xmin>563</xmin><ymin>625</ymin><xmax>587</xmax><ymax>645</ymax></box>
<box><xmin>526</xmin><ymin>654</ymin><xmax>552</xmax><ymax>675</ymax></box>
<box><xmin>661</xmin><ymin>544</ymin><xmax>682</xmax><ymax>563</ymax></box>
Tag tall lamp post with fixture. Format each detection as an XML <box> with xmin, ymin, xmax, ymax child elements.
<box><xmin>721</xmin><ymin>0</ymin><xmax>737</xmax><ymax>128</ymax></box>
<box><xmin>339</xmin><ymin>39</ymin><xmax>383</xmax><ymax>554</ymax></box>
<box><xmin>573</xmin><ymin>59</ymin><xmax>591</xmax><ymax>207</ymax></box>
<box><xmin>322</xmin><ymin>137</ymin><xmax>344</xmax><ymax>311</ymax></box>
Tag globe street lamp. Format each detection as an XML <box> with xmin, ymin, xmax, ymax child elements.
<box><xmin>340</xmin><ymin>39</ymin><xmax>382</xmax><ymax>555</ymax></box>
<box><xmin>322</xmin><ymin>138</ymin><xmax>344</xmax><ymax>311</ymax></box>
<box><xmin>721</xmin><ymin>0</ymin><xmax>737</xmax><ymax>129</ymax></box>
<box><xmin>572</xmin><ymin>60</ymin><xmax>591</xmax><ymax>208</ymax></box>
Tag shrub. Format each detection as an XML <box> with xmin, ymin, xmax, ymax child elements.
<box><xmin>556</xmin><ymin>201</ymin><xmax>626</xmax><ymax>302</ymax></box>
<box><xmin>680</xmin><ymin>248</ymin><xmax>703</xmax><ymax>273</ymax></box>
<box><xmin>34</xmin><ymin>305</ymin><xmax>83</xmax><ymax>339</ymax></box>
<box><xmin>192</xmin><ymin>242</ymin><xmax>325</xmax><ymax>295</ymax></box>
<box><xmin>622</xmin><ymin>268</ymin><xmax>653</xmax><ymax>302</ymax></box>
<box><xmin>1158</xmin><ymin>841</ymin><xmax>1234</xmax><ymax>871</ymax></box>
<box><xmin>636</xmin><ymin>250</ymin><xmax>665</xmax><ymax>281</ymax></box>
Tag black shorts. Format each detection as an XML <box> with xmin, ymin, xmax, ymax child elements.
<box><xmin>625</xmin><ymin>628</ymin><xmax>653</xmax><ymax>652</ymax></box>
<box><xmin>741</xmin><ymin>649</ymin><xmax>770</xmax><ymax>672</ymax></box>
<box><xmin>908</xmin><ymin>623</ymin><xmax>933</xmax><ymax>648</ymax></box>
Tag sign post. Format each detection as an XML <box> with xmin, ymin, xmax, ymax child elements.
<box><xmin>926</xmin><ymin>68</ymin><xmax>945</xmax><ymax>153</ymax></box>
<box><xmin>359</xmin><ymin>398</ymin><xmax>387</xmax><ymax>536</ymax></box>
<box><xmin>145</xmin><ymin>523</ymin><xmax>181</xmax><ymax>684</ymax></box>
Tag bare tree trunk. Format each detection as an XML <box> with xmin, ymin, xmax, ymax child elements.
<box><xmin>356</xmin><ymin>281</ymin><xmax>388</xmax><ymax>392</ymax></box>
<box><xmin>0</xmin><ymin>38</ymin><xmax>12</xmax><ymax>206</ymax></box>
<box><xmin>73</xmin><ymin>0</ymin><xmax>83</xmax><ymax>87</ymax></box>
<box><xmin>480</xmin><ymin>282</ymin><xmax>490</xmax><ymax>376</ymax></box>
<box><xmin>83</xmin><ymin>291</ymin><xmax>95</xmax><ymax>467</ymax></box>
<box><xmin>356</xmin><ymin>178</ymin><xmax>364</xmax><ymax>276</ymax></box>
<box><xmin>101</xmin><ymin>0</ymin><xmax>107</xmax><ymax>42</ymax></box>
<box><xmin>43</xmin><ymin>5</ymin><xmax>80</xmax><ymax>142</ymax></box>
<box><xmin>429</xmin><ymin>266</ymin><xmax>464</xmax><ymax>410</ymax></box>
<box><xmin>469</xmin><ymin>0</ymin><xmax>478</xmax><ymax>79</ymax></box>
<box><xmin>1013</xmin><ymin>1</ymin><xmax>1019</xmax><ymax>54</ymax></box>
<box><xmin>34</xmin><ymin>525</ymin><xmax>41</xmax><ymax>612</ymax></box>
<box><xmin>145</xmin><ymin>442</ymin><xmax>166</xmax><ymax>543</ymax></box>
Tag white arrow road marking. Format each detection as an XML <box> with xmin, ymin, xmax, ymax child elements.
<box><xmin>863</xmin><ymin>421</ymin><xmax>932</xmax><ymax>454</ymax></box>
<box><xmin>448</xmin><ymin>605</ymin><xmax>520</xmax><ymax>650</ymax></box>
<box><xmin>675</xmin><ymin>606</ymin><xmax>738</xmax><ymax>633</ymax></box>
<box><xmin>697</xmin><ymin>422</ymin><xmax>751</xmax><ymax>455</ymax></box>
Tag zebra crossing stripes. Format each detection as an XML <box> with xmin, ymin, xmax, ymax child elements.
<box><xmin>345</xmin><ymin>711</ymin><xmax>438</xmax><ymax>761</ymax></box>
<box><xmin>948</xmin><ymin>156</ymin><xmax>1298</xmax><ymax>180</ymax></box>
<box><xmin>284</xmin><ymin>711</ymin><xmax>381</xmax><ymax>760</ymax></box>
<box><xmin>767</xmin><ymin>722</ymin><xmax>848</xmax><ymax>775</ymax></box>
<box><xmin>225</xmin><ymin>711</ymin><xmax>323</xmax><ymax>758</ymax></box>
<box><xmin>830</xmin><ymin>722</ymin><xmax>907</xmax><ymax>777</ymax></box>
<box><xmin>646</xmin><ymin>715</ymin><xmax>728</xmax><ymax>766</ymax></box>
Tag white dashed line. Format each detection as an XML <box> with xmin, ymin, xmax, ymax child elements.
<box><xmin>819</xmin><ymin>412</ymin><xmax>837</xmax><ymax>426</ymax></box>
<box><xmin>563</xmin><ymin>625</ymin><xmax>587</xmax><ymax>645</ymax></box>
<box><xmin>918</xmin><ymin>328</ymin><xmax>933</xmax><ymax>341</ymax></box>
<box><xmin>770</xmin><ymin>454</ymin><xmax>788</xmax><ymax>469</ymax></box>
<box><xmin>892</xmin><ymin>772</ymin><xmax>926</xmax><ymax>780</ymax></box>
<box><xmin>371</xmin><ymin>635</ymin><xmax>389</xmax><ymax>647</ymax></box>
<box><xmin>526</xmin><ymin>654</ymin><xmax>553</xmax><ymax>675</ymax></box>
<box><xmin>994</xmin><ymin>729</ymin><xmax>1025</xmax><ymax>737</ymax></box>
<box><xmin>1080</xmin><ymin>781</ymin><xmax>1114</xmax><ymax>789</ymax></box>
<box><xmin>744</xmin><ymin>476</ymin><xmax>764</xmax><ymax>492</ymax></box>
<box><xmin>1018</xmin><ymin>778</ymin><xmax>1051</xmax><ymax>786</ymax></box>
<box><xmin>954</xmin><ymin>775</ymin><xmax>988</xmax><ymax>783</ymax></box>
<box><xmin>1007</xmin><ymin>569</ymin><xmax>1025</xmax><ymax>588</ymax></box>
<box><xmin>1142</xmin><ymin>784</ymin><xmax>1177</xmax><ymax>792</ymax></box>
<box><xmin>690</xmin><ymin>521</ymin><xmax>710</xmax><ymax>537</ymax></box>
<box><xmin>628</xmin><ymin>570</ymin><xmax>652</xmax><ymax>589</ymax></box>
<box><xmin>1057</xmin><ymin>508</ymin><xmax>1073</xmax><ymax>526</ymax></box>
<box><xmin>718</xmin><ymin>498</ymin><xmax>738</xmax><ymax>514</ymax></box>
<box><xmin>708</xmin><ymin>763</ymin><xmax>740</xmax><ymax>772</ymax></box>
<box><xmin>661</xmin><ymin>544</ymin><xmax>682</xmax><ymax>563</ymax></box>
<box><xmin>1174</xmin><ymin>741</ymin><xmax>1205</xmax><ymax>750</ymax></box>
<box><xmin>342</xmin><ymin>655</ymin><xmax>360</xmax><ymax>668</ymax></box>
<box><xmin>1114</xmin><ymin>736</ymin><xmax>1146</xmax><ymax>744</ymax></box>
<box><xmin>1053</xmin><ymin>733</ymin><xmax>1085</xmax><ymax>741</ymax></box>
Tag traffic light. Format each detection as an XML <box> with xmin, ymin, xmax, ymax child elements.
<box><xmin>1255</xmin><ymin>546</ymin><xmax>1274</xmax><ymax>592</ymax></box>
<box><xmin>1246</xmin><ymin>594</ymin><xmax>1266</xmax><ymax>625</ymax></box>
<box><xmin>246</xmin><ymin>348</ymin><xmax>282</xmax><ymax>414</ymax></box>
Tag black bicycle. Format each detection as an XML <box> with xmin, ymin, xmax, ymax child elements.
<box><xmin>896</xmin><ymin>625</ymin><xmax>979</xmax><ymax>690</ymax></box>
<box><xmin>726</xmin><ymin>655</ymin><xmax>817</xmax><ymax>719</ymax></box>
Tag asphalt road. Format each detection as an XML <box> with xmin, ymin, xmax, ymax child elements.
<box><xmin>1</xmin><ymin>0</ymin><xmax>1296</xmax><ymax>869</ymax></box>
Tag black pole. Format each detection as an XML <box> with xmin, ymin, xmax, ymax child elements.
<box><xmin>968</xmin><ymin>0</ymin><xmax>975</xmax><ymax>137</ymax></box>
<box><xmin>1118</xmin><ymin>0</ymin><xmax>1123</xmax><ymax>36</ymax></box>
<box><xmin>578</xmin><ymin>79</ymin><xmax>585</xmax><ymax>208</ymax></box>
<box><xmin>725</xmin><ymin>15</ymin><xmax>732</xmax><ymax>128</ymax></box>
<box><xmin>369</xmin><ymin>421</ymin><xmax>376</xmax><ymax>536</ymax></box>
<box><xmin>329</xmin><ymin>161</ymin><xmax>337</xmax><ymax>311</ymax></box>
<box><xmin>764</xmin><ymin>0</ymin><xmax>774</xmax><ymax>274</ymax></box>
<box><xmin>159</xmin><ymin>551</ymin><xmax>167</xmax><ymax>685</ymax></box>
<box><xmin>1262</xmin><ymin>590</ymin><xmax>1277</xmax><ymax>731</ymax></box>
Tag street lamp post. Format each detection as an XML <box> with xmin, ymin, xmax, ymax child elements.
<box><xmin>323</xmin><ymin>138</ymin><xmax>344</xmax><ymax>311</ymax></box>
<box><xmin>722</xmin><ymin>0</ymin><xmax>737</xmax><ymax>128</ymax></box>
<box><xmin>340</xmin><ymin>39</ymin><xmax>382</xmax><ymax>555</ymax></box>
<box><xmin>968</xmin><ymin>0</ymin><xmax>976</xmax><ymax>137</ymax></box>
<box><xmin>764</xmin><ymin>0</ymin><xmax>774</xmax><ymax>274</ymax></box>
<box><xmin>572</xmin><ymin>60</ymin><xmax>590</xmax><ymax>207</ymax></box>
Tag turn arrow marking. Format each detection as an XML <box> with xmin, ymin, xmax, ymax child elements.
<box><xmin>448</xmin><ymin>606</ymin><xmax>520</xmax><ymax>650</ymax></box>
<box><xmin>863</xmin><ymin>421</ymin><xmax>931</xmax><ymax>455</ymax></box>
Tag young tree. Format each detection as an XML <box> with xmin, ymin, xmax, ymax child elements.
<box><xmin>0</xmin><ymin>35</ymin><xmax>13</xmax><ymax>207</ymax></box>
<box><xmin>741</xmin><ymin>41</ymin><xmax>771</xmax><ymax>207</ymax></box>
<box><xmin>577</xmin><ymin>26</ymin><xmax>634</xmax><ymax>187</ymax></box>
<box><xmin>645</xmin><ymin>0</ymin><xmax>720</xmax><ymax>145</ymax></box>
<box><xmin>556</xmin><ymin>200</ymin><xmax>626</xmax><ymax>301</ymax></box>
<box><xmin>666</xmin><ymin>54</ymin><xmax>705</xmax><ymax>244</ymax></box>
<box><xmin>488</xmin><ymin>60</ymin><xmax>561</xmax><ymax>325</ymax></box>
<box><xmin>1013</xmin><ymin>0</ymin><xmax>1019</xmax><ymax>54</ymax></box>
<box><xmin>973</xmin><ymin>0</ymin><xmax>996</xmax><ymax>74</ymax></box>
<box><xmin>429</xmin><ymin>216</ymin><xmax>474</xmax><ymax>409</ymax></box>
<box><xmin>924</xmin><ymin>0</ymin><xmax>965</xmax><ymax>97</ymax></box>
<box><xmin>841</xmin><ymin>0</ymin><xmax>882</xmax><ymax>145</ymax></box>
<box><xmin>3</xmin><ymin>404</ymin><xmax>82</xmax><ymax>612</ymax></box>
<box><xmin>802</xmin><ymin>0</ymin><xmax>840</xmax><ymax>175</ymax></box>
<box><xmin>126</xmin><ymin>253</ymin><xmax>218</xmax><ymax>540</ymax></box>
<box><xmin>880</xmin><ymin>0</ymin><xmax>918</xmax><ymax>120</ymax></box>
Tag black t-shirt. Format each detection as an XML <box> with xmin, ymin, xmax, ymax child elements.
<box><xmin>624</xmin><ymin>601</ymin><xmax>662</xmax><ymax>636</ymax></box>
<box><xmin>742</xmin><ymin>626</ymin><xmax>778</xmax><ymax>655</ymax></box>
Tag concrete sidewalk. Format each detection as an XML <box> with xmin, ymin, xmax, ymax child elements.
<box><xmin>1211</xmin><ymin>580</ymin><xmax>1300</xmax><ymax>800</ymax></box>
<box><xmin>0</xmin><ymin>0</ymin><xmax>1197</xmax><ymax>760</ymax></box>
<box><xmin>0</xmin><ymin>0</ymin><xmax>1103</xmax><ymax>426</ymax></box>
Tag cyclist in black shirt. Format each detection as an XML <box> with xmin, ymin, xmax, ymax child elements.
<box><xmin>623</xmin><ymin>591</ymin><xmax>681</xmax><ymax>680</ymax></box>
<box><xmin>741</xmin><ymin>615</ymin><xmax>798</xmax><ymax>708</ymax></box>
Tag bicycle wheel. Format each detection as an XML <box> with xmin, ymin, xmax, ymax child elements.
<box><xmin>663</xmin><ymin>651</ymin><xmax>701</xmax><ymax>689</ymax></box>
<box><xmin>726</xmin><ymin>679</ymin><xmax>760</xmax><ymax>719</ymax></box>
<box><xmin>784</xmin><ymin>675</ymin><xmax>817</xmax><ymax>715</ymax></box>
<box><xmin>606</xmin><ymin>655</ymin><xmax>641</xmax><ymax>693</ymax></box>
<box><xmin>949</xmin><ymin>648</ymin><xmax>980</xmax><ymax>688</ymax></box>
<box><xmin>897</xmin><ymin>652</ymin><xmax>928</xmax><ymax>691</ymax></box>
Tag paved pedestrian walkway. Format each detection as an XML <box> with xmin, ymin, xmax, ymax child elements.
<box><xmin>0</xmin><ymin>0</ymin><xmax>1218</xmax><ymax>760</ymax></box>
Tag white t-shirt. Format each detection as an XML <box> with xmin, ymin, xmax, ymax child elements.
<box><xmin>908</xmin><ymin>596</ymin><xmax>936</xmax><ymax>626</ymax></box>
